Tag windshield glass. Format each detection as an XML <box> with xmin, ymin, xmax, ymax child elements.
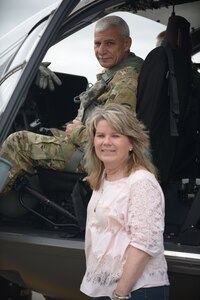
<box><xmin>0</xmin><ymin>0</ymin><xmax>61</xmax><ymax>78</ymax></box>
<box><xmin>0</xmin><ymin>0</ymin><xmax>60</xmax><ymax>37</ymax></box>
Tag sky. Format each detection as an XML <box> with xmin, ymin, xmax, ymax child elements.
<box><xmin>44</xmin><ymin>12</ymin><xmax>166</xmax><ymax>84</ymax></box>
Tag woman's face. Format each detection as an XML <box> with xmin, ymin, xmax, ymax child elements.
<box><xmin>94</xmin><ymin>119</ymin><xmax>132</xmax><ymax>167</ymax></box>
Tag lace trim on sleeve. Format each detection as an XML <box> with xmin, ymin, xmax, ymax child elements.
<box><xmin>128</xmin><ymin>178</ymin><xmax>164</xmax><ymax>256</ymax></box>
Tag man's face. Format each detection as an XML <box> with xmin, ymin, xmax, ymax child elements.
<box><xmin>94</xmin><ymin>27</ymin><xmax>132</xmax><ymax>69</ymax></box>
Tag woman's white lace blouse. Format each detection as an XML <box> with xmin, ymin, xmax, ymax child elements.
<box><xmin>80</xmin><ymin>170</ymin><xmax>169</xmax><ymax>298</ymax></box>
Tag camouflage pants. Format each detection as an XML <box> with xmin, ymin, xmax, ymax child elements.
<box><xmin>0</xmin><ymin>130</ymin><xmax>85</xmax><ymax>194</ymax></box>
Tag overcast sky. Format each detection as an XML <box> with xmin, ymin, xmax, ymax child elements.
<box><xmin>44</xmin><ymin>12</ymin><xmax>166</xmax><ymax>84</ymax></box>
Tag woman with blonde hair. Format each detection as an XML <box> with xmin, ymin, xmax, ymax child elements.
<box><xmin>80</xmin><ymin>103</ymin><xmax>169</xmax><ymax>300</ymax></box>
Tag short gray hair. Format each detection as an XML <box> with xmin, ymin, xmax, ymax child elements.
<box><xmin>95</xmin><ymin>15</ymin><xmax>130</xmax><ymax>38</ymax></box>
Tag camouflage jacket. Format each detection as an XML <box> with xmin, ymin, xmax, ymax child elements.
<box><xmin>70</xmin><ymin>52</ymin><xmax>143</xmax><ymax>149</ymax></box>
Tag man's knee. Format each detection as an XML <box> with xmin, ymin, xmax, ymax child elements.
<box><xmin>0</xmin><ymin>131</ymin><xmax>29</xmax><ymax>154</ymax></box>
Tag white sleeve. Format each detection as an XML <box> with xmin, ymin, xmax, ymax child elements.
<box><xmin>127</xmin><ymin>177</ymin><xmax>165</xmax><ymax>257</ymax></box>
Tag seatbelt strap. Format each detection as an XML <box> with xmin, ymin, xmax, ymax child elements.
<box><xmin>165</xmin><ymin>47</ymin><xmax>180</xmax><ymax>136</ymax></box>
<box><xmin>64</xmin><ymin>147</ymin><xmax>84</xmax><ymax>172</ymax></box>
<box><xmin>101</xmin><ymin>73</ymin><xmax>113</xmax><ymax>84</ymax></box>
<box><xmin>67</xmin><ymin>73</ymin><xmax>113</xmax><ymax>172</ymax></box>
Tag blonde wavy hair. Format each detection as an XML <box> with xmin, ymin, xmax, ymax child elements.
<box><xmin>84</xmin><ymin>104</ymin><xmax>157</xmax><ymax>190</ymax></box>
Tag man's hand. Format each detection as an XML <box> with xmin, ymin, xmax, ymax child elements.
<box><xmin>66</xmin><ymin>119</ymin><xmax>83</xmax><ymax>137</ymax></box>
<box><xmin>35</xmin><ymin>62</ymin><xmax>62</xmax><ymax>91</ymax></box>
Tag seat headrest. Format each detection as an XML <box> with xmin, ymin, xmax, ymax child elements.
<box><xmin>165</xmin><ymin>13</ymin><xmax>192</xmax><ymax>57</ymax></box>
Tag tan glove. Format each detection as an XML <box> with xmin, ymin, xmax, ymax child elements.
<box><xmin>35</xmin><ymin>62</ymin><xmax>62</xmax><ymax>91</ymax></box>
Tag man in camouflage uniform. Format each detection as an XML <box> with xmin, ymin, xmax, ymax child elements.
<box><xmin>0</xmin><ymin>15</ymin><xmax>143</xmax><ymax>194</ymax></box>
